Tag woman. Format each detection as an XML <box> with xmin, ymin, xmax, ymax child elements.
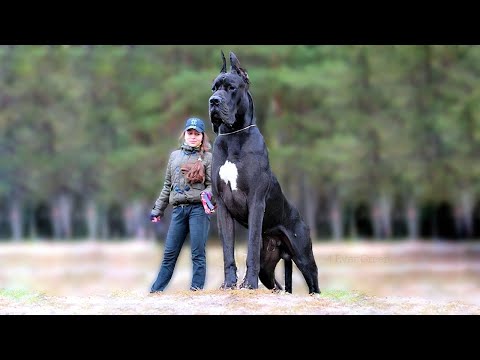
<box><xmin>149</xmin><ymin>117</ymin><xmax>214</xmax><ymax>292</ymax></box>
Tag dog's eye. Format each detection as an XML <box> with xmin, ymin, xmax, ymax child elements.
<box><xmin>228</xmin><ymin>86</ymin><xmax>236</xmax><ymax>91</ymax></box>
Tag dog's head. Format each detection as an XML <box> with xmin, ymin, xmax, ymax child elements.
<box><xmin>209</xmin><ymin>51</ymin><xmax>255</xmax><ymax>134</ymax></box>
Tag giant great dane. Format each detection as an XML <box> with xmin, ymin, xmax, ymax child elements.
<box><xmin>208</xmin><ymin>51</ymin><xmax>320</xmax><ymax>294</ymax></box>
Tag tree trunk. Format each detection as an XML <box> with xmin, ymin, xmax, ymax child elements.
<box><xmin>287</xmin><ymin>171</ymin><xmax>301</xmax><ymax>214</ymax></box>
<box><xmin>100</xmin><ymin>207</ymin><xmax>109</xmax><ymax>239</ymax></box>
<box><xmin>329</xmin><ymin>196</ymin><xmax>343</xmax><ymax>241</ymax></box>
<box><xmin>51</xmin><ymin>194</ymin><xmax>73</xmax><ymax>239</ymax></box>
<box><xmin>347</xmin><ymin>204</ymin><xmax>358</xmax><ymax>240</ymax></box>
<box><xmin>85</xmin><ymin>199</ymin><xmax>98</xmax><ymax>240</ymax></box>
<box><xmin>371</xmin><ymin>195</ymin><xmax>392</xmax><ymax>240</ymax></box>
<box><xmin>123</xmin><ymin>200</ymin><xmax>148</xmax><ymax>239</ymax></box>
<box><xmin>406</xmin><ymin>198</ymin><xmax>419</xmax><ymax>241</ymax></box>
<box><xmin>9</xmin><ymin>198</ymin><xmax>23</xmax><ymax>241</ymax></box>
<box><xmin>454</xmin><ymin>190</ymin><xmax>474</xmax><ymax>239</ymax></box>
<box><xmin>28</xmin><ymin>205</ymin><xmax>37</xmax><ymax>240</ymax></box>
<box><xmin>379</xmin><ymin>194</ymin><xmax>392</xmax><ymax>239</ymax></box>
<box><xmin>303</xmin><ymin>177</ymin><xmax>318</xmax><ymax>240</ymax></box>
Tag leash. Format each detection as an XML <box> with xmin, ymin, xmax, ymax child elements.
<box><xmin>218</xmin><ymin>124</ymin><xmax>256</xmax><ymax>136</ymax></box>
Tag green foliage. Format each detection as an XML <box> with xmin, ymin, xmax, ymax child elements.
<box><xmin>1</xmin><ymin>45</ymin><xmax>480</xmax><ymax>218</ymax></box>
<box><xmin>0</xmin><ymin>288</ymin><xmax>43</xmax><ymax>302</ymax></box>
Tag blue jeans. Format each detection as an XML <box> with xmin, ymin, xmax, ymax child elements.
<box><xmin>151</xmin><ymin>204</ymin><xmax>210</xmax><ymax>291</ymax></box>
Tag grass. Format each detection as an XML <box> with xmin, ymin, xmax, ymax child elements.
<box><xmin>321</xmin><ymin>289</ymin><xmax>367</xmax><ymax>303</ymax></box>
<box><xmin>1</xmin><ymin>241</ymin><xmax>479</xmax><ymax>314</ymax></box>
<box><xmin>0</xmin><ymin>288</ymin><xmax>44</xmax><ymax>303</ymax></box>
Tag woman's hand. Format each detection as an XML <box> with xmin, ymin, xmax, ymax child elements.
<box><xmin>201</xmin><ymin>191</ymin><xmax>217</xmax><ymax>214</ymax></box>
<box><xmin>150</xmin><ymin>213</ymin><xmax>161</xmax><ymax>223</ymax></box>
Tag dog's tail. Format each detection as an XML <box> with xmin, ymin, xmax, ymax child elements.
<box><xmin>272</xmin><ymin>257</ymin><xmax>292</xmax><ymax>293</ymax></box>
<box><xmin>284</xmin><ymin>258</ymin><xmax>292</xmax><ymax>293</ymax></box>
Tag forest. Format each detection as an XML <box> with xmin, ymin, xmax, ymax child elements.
<box><xmin>1</xmin><ymin>45</ymin><xmax>479</xmax><ymax>241</ymax></box>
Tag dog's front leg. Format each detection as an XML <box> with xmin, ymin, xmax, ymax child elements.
<box><xmin>240</xmin><ymin>194</ymin><xmax>266</xmax><ymax>290</ymax></box>
<box><xmin>217</xmin><ymin>197</ymin><xmax>237</xmax><ymax>289</ymax></box>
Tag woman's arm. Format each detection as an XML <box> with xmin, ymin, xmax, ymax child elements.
<box><xmin>151</xmin><ymin>153</ymin><xmax>173</xmax><ymax>217</ymax></box>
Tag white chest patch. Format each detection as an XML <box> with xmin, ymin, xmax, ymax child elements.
<box><xmin>219</xmin><ymin>160</ymin><xmax>238</xmax><ymax>191</ymax></box>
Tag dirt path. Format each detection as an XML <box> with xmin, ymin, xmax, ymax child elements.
<box><xmin>1</xmin><ymin>241</ymin><xmax>479</xmax><ymax>314</ymax></box>
<box><xmin>1</xmin><ymin>289</ymin><xmax>478</xmax><ymax>315</ymax></box>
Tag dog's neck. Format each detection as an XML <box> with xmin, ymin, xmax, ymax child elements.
<box><xmin>218</xmin><ymin>91</ymin><xmax>256</xmax><ymax>135</ymax></box>
<box><xmin>218</xmin><ymin>124</ymin><xmax>256</xmax><ymax>136</ymax></box>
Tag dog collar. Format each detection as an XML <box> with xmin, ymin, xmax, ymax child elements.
<box><xmin>218</xmin><ymin>124</ymin><xmax>256</xmax><ymax>136</ymax></box>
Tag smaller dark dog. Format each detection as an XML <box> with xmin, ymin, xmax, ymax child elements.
<box><xmin>208</xmin><ymin>51</ymin><xmax>320</xmax><ymax>294</ymax></box>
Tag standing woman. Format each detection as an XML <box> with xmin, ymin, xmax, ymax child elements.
<box><xmin>150</xmin><ymin>117</ymin><xmax>215</xmax><ymax>292</ymax></box>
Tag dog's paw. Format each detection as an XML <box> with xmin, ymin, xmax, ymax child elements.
<box><xmin>272</xmin><ymin>286</ymin><xmax>283</xmax><ymax>293</ymax></box>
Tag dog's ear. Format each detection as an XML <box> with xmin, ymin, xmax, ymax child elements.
<box><xmin>247</xmin><ymin>91</ymin><xmax>255</xmax><ymax>121</ymax></box>
<box><xmin>220</xmin><ymin>50</ymin><xmax>227</xmax><ymax>73</ymax></box>
<box><xmin>230</xmin><ymin>52</ymin><xmax>250</xmax><ymax>85</ymax></box>
<box><xmin>229</xmin><ymin>52</ymin><xmax>241</xmax><ymax>75</ymax></box>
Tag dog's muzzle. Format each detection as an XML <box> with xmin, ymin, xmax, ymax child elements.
<box><xmin>209</xmin><ymin>93</ymin><xmax>232</xmax><ymax>126</ymax></box>
<box><xmin>209</xmin><ymin>95</ymin><xmax>222</xmax><ymax>107</ymax></box>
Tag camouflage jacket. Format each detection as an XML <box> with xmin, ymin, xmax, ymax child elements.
<box><xmin>151</xmin><ymin>148</ymin><xmax>213</xmax><ymax>217</ymax></box>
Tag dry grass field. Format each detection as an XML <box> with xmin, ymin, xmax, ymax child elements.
<box><xmin>1</xmin><ymin>240</ymin><xmax>479</xmax><ymax>314</ymax></box>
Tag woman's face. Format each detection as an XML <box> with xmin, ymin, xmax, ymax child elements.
<box><xmin>184</xmin><ymin>129</ymin><xmax>203</xmax><ymax>148</ymax></box>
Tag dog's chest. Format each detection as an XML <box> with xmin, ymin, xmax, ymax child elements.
<box><xmin>218</xmin><ymin>160</ymin><xmax>239</xmax><ymax>190</ymax></box>
<box><xmin>213</xmin><ymin>158</ymin><xmax>249</xmax><ymax>216</ymax></box>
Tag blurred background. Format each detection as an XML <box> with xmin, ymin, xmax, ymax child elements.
<box><xmin>1</xmin><ymin>45</ymin><xmax>479</xmax><ymax>306</ymax></box>
<box><xmin>2</xmin><ymin>45</ymin><xmax>480</xmax><ymax>242</ymax></box>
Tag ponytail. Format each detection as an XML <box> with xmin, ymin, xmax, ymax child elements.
<box><xmin>182</xmin><ymin>152</ymin><xmax>205</xmax><ymax>184</ymax></box>
<box><xmin>179</xmin><ymin>132</ymin><xmax>211</xmax><ymax>184</ymax></box>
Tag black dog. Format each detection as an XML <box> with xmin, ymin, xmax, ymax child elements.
<box><xmin>208</xmin><ymin>51</ymin><xmax>320</xmax><ymax>294</ymax></box>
